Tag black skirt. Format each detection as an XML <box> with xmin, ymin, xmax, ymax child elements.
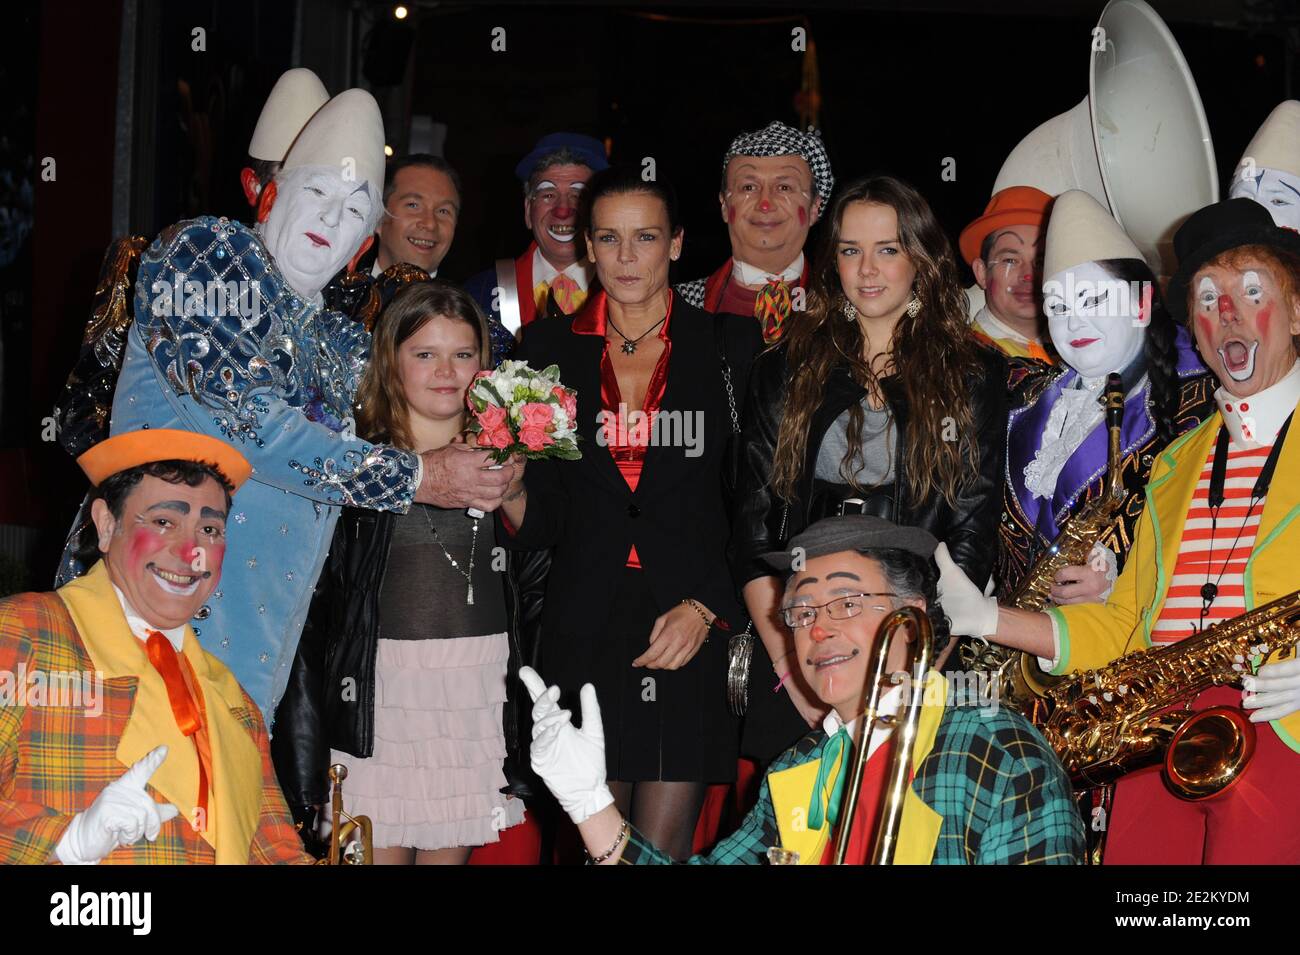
<box><xmin>539</xmin><ymin>567</ymin><xmax>739</xmax><ymax>783</ymax></box>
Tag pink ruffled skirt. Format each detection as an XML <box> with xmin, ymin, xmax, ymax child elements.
<box><xmin>330</xmin><ymin>634</ymin><xmax>526</xmax><ymax>850</ymax></box>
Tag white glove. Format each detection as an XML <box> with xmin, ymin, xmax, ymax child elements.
<box><xmin>56</xmin><ymin>745</ymin><xmax>181</xmax><ymax>865</ymax></box>
<box><xmin>518</xmin><ymin>666</ymin><xmax>614</xmax><ymax>825</ymax></box>
<box><xmin>1242</xmin><ymin>657</ymin><xmax>1300</xmax><ymax>723</ymax></box>
<box><xmin>934</xmin><ymin>541</ymin><xmax>999</xmax><ymax>638</ymax></box>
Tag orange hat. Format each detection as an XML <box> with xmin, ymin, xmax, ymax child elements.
<box><xmin>77</xmin><ymin>429</ymin><xmax>252</xmax><ymax>490</ymax></box>
<box><xmin>958</xmin><ymin>186</ymin><xmax>1053</xmax><ymax>267</ymax></box>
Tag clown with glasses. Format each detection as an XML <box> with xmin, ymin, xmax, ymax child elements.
<box><xmin>994</xmin><ymin>191</ymin><xmax>1213</xmax><ymax>609</ymax></box>
<box><xmin>79</xmin><ymin>89</ymin><xmax>514</xmax><ymax>724</ymax></box>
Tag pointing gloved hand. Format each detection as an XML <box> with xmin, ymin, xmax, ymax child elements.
<box><xmin>56</xmin><ymin>745</ymin><xmax>181</xmax><ymax>865</ymax></box>
<box><xmin>518</xmin><ymin>666</ymin><xmax>614</xmax><ymax>825</ymax></box>
<box><xmin>1242</xmin><ymin>657</ymin><xmax>1300</xmax><ymax>723</ymax></box>
<box><xmin>933</xmin><ymin>542</ymin><xmax>999</xmax><ymax>638</ymax></box>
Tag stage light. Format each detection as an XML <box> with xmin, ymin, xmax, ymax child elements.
<box><xmin>394</xmin><ymin>5</ymin><xmax>408</xmax><ymax>19</ymax></box>
<box><xmin>384</xmin><ymin>144</ymin><xmax>394</xmax><ymax>157</ymax></box>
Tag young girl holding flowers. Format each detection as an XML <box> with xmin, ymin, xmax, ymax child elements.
<box><xmin>275</xmin><ymin>281</ymin><xmax>529</xmax><ymax>864</ymax></box>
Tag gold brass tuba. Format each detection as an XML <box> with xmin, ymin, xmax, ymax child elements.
<box><xmin>964</xmin><ymin>373</ymin><xmax>1127</xmax><ymax>719</ymax></box>
<box><xmin>316</xmin><ymin>763</ymin><xmax>375</xmax><ymax>865</ymax></box>
<box><xmin>833</xmin><ymin>606</ymin><xmax>934</xmax><ymax>865</ymax></box>
<box><xmin>1041</xmin><ymin>590</ymin><xmax>1300</xmax><ymax>799</ymax></box>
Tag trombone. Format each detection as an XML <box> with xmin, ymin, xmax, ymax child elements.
<box><xmin>832</xmin><ymin>606</ymin><xmax>934</xmax><ymax>865</ymax></box>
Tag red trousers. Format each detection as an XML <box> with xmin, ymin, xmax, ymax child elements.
<box><xmin>1103</xmin><ymin>686</ymin><xmax>1300</xmax><ymax>864</ymax></box>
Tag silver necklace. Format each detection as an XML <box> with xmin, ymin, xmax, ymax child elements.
<box><xmin>606</xmin><ymin>314</ymin><xmax>666</xmax><ymax>354</ymax></box>
<box><xmin>419</xmin><ymin>505</ymin><xmax>479</xmax><ymax>605</ymax></box>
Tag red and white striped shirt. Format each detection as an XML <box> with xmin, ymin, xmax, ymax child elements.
<box><xmin>1151</xmin><ymin>439</ymin><xmax>1273</xmax><ymax>643</ymax></box>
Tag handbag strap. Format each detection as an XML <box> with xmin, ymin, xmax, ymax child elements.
<box><xmin>713</xmin><ymin>314</ymin><xmax>742</xmax><ymax>435</ymax></box>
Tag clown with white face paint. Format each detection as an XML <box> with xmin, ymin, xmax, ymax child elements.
<box><xmin>81</xmin><ymin>89</ymin><xmax>516</xmax><ymax>722</ymax></box>
<box><xmin>939</xmin><ymin>197</ymin><xmax>1300</xmax><ymax>864</ymax></box>
<box><xmin>997</xmin><ymin>191</ymin><xmax>1213</xmax><ymax>611</ymax></box>
<box><xmin>1229</xmin><ymin>100</ymin><xmax>1300</xmax><ymax>233</ymax></box>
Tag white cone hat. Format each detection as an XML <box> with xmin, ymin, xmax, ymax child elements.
<box><xmin>247</xmin><ymin>68</ymin><xmax>329</xmax><ymax>162</ymax></box>
<box><xmin>1236</xmin><ymin>100</ymin><xmax>1300</xmax><ymax>180</ymax></box>
<box><xmin>281</xmin><ymin>88</ymin><xmax>386</xmax><ymax>195</ymax></box>
<box><xmin>1044</xmin><ymin>190</ymin><xmax>1143</xmax><ymax>278</ymax></box>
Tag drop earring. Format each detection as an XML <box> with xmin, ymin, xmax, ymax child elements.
<box><xmin>905</xmin><ymin>292</ymin><xmax>922</xmax><ymax>318</ymax></box>
<box><xmin>841</xmin><ymin>298</ymin><xmax>858</xmax><ymax>321</ymax></box>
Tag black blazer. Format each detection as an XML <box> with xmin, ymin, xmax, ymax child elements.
<box><xmin>732</xmin><ymin>343</ymin><xmax>1008</xmax><ymax>589</ymax></box>
<box><xmin>498</xmin><ymin>298</ymin><xmax>762</xmax><ymax>634</ymax></box>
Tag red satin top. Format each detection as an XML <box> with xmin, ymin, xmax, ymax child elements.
<box><xmin>572</xmin><ymin>290</ymin><xmax>674</xmax><ymax>568</ymax></box>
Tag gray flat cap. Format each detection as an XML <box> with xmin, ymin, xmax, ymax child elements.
<box><xmin>760</xmin><ymin>515</ymin><xmax>938</xmax><ymax>573</ymax></box>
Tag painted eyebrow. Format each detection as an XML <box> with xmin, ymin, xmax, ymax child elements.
<box><xmin>792</xmin><ymin>575</ymin><xmax>820</xmax><ymax>591</ymax></box>
<box><xmin>146</xmin><ymin>501</ymin><xmax>191</xmax><ymax>514</ymax></box>
<box><xmin>826</xmin><ymin>571</ymin><xmax>863</xmax><ymax>581</ymax></box>
<box><xmin>199</xmin><ymin>506</ymin><xmax>227</xmax><ymax>521</ymax></box>
<box><xmin>1278</xmin><ymin>179</ymin><xmax>1300</xmax><ymax>199</ymax></box>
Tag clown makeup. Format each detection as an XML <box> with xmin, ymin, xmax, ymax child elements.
<box><xmin>1190</xmin><ymin>259</ymin><xmax>1300</xmax><ymax>396</ymax></box>
<box><xmin>720</xmin><ymin>155</ymin><xmax>818</xmax><ymax>275</ymax></box>
<box><xmin>1043</xmin><ymin>261</ymin><xmax>1146</xmax><ymax>380</ymax></box>
<box><xmin>261</xmin><ymin>165</ymin><xmax>378</xmax><ymax>302</ymax></box>
<box><xmin>974</xmin><ymin>225</ymin><xmax>1042</xmax><ymax>332</ymax></box>
<box><xmin>93</xmin><ymin>474</ymin><xmax>228</xmax><ymax>631</ymax></box>
<box><xmin>1229</xmin><ymin>167</ymin><xmax>1300</xmax><ymax>232</ymax></box>
<box><xmin>526</xmin><ymin>164</ymin><xmax>594</xmax><ymax>269</ymax></box>
<box><xmin>783</xmin><ymin>553</ymin><xmax>915</xmax><ymax>722</ymax></box>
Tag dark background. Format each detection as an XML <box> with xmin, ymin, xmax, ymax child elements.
<box><xmin>0</xmin><ymin>0</ymin><xmax>1294</xmax><ymax>584</ymax></box>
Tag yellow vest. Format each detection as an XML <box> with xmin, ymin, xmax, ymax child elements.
<box><xmin>58</xmin><ymin>562</ymin><xmax>265</xmax><ymax>862</ymax></box>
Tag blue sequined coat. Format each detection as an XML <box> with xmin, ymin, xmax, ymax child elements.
<box><xmin>77</xmin><ymin>217</ymin><xmax>420</xmax><ymax>723</ymax></box>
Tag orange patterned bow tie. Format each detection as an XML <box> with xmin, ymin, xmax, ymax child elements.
<box><xmin>754</xmin><ymin>278</ymin><xmax>794</xmax><ymax>343</ymax></box>
<box><xmin>540</xmin><ymin>273</ymin><xmax>586</xmax><ymax>315</ymax></box>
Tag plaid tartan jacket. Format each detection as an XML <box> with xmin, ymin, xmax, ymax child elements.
<box><xmin>0</xmin><ymin>589</ymin><xmax>311</xmax><ymax>864</ymax></box>
<box><xmin>620</xmin><ymin>701</ymin><xmax>1085</xmax><ymax>865</ymax></box>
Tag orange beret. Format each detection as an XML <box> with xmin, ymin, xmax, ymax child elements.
<box><xmin>76</xmin><ymin>429</ymin><xmax>252</xmax><ymax>490</ymax></box>
<box><xmin>958</xmin><ymin>186</ymin><xmax>1053</xmax><ymax>267</ymax></box>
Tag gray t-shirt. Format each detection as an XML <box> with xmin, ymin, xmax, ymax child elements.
<box><xmin>814</xmin><ymin>400</ymin><xmax>897</xmax><ymax>486</ymax></box>
<box><xmin>378</xmin><ymin>504</ymin><xmax>508</xmax><ymax>639</ymax></box>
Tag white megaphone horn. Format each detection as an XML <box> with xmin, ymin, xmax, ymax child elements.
<box><xmin>992</xmin><ymin>0</ymin><xmax>1218</xmax><ymax>278</ymax></box>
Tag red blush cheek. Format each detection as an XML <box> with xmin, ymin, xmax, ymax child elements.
<box><xmin>1256</xmin><ymin>304</ymin><xmax>1272</xmax><ymax>340</ymax></box>
<box><xmin>128</xmin><ymin>528</ymin><xmax>161</xmax><ymax>566</ymax></box>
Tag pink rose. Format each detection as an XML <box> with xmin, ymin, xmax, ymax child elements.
<box><xmin>552</xmin><ymin>386</ymin><xmax>578</xmax><ymax>421</ymax></box>
<box><xmin>476</xmin><ymin>403</ymin><xmax>508</xmax><ymax>430</ymax></box>
<box><xmin>477</xmin><ymin>425</ymin><xmax>512</xmax><ymax>450</ymax></box>
<box><xmin>520</xmin><ymin>402</ymin><xmax>555</xmax><ymax>430</ymax></box>
<box><xmin>519</xmin><ymin>426</ymin><xmax>553</xmax><ymax>451</ymax></box>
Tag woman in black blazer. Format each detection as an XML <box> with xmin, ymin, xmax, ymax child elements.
<box><xmin>731</xmin><ymin>174</ymin><xmax>1007</xmax><ymax>761</ymax></box>
<box><xmin>498</xmin><ymin>167</ymin><xmax>761</xmax><ymax>858</ymax></box>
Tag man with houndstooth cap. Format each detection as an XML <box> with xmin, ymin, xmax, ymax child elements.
<box><xmin>675</xmin><ymin>121</ymin><xmax>833</xmax><ymax>344</ymax></box>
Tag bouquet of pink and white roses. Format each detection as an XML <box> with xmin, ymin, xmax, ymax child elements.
<box><xmin>465</xmin><ymin>360</ymin><xmax>582</xmax><ymax>462</ymax></box>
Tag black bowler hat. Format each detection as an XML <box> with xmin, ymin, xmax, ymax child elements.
<box><xmin>1167</xmin><ymin>198</ymin><xmax>1300</xmax><ymax>322</ymax></box>
<box><xmin>760</xmin><ymin>515</ymin><xmax>937</xmax><ymax>573</ymax></box>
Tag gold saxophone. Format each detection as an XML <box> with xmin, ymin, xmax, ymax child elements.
<box><xmin>963</xmin><ymin>373</ymin><xmax>1127</xmax><ymax>717</ymax></box>
<box><xmin>1041</xmin><ymin>590</ymin><xmax>1300</xmax><ymax>799</ymax></box>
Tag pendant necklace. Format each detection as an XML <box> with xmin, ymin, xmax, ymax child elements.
<box><xmin>420</xmin><ymin>505</ymin><xmax>479</xmax><ymax>605</ymax></box>
<box><xmin>1194</xmin><ymin>412</ymin><xmax>1292</xmax><ymax>633</ymax></box>
<box><xmin>606</xmin><ymin>314</ymin><xmax>666</xmax><ymax>355</ymax></box>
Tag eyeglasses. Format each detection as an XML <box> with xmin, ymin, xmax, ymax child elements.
<box><xmin>780</xmin><ymin>593</ymin><xmax>898</xmax><ymax>630</ymax></box>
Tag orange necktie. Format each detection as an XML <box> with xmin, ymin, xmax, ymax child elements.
<box><xmin>145</xmin><ymin>630</ymin><xmax>211</xmax><ymax>824</ymax></box>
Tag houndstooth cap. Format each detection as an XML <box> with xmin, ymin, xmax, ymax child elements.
<box><xmin>722</xmin><ymin>121</ymin><xmax>834</xmax><ymax>204</ymax></box>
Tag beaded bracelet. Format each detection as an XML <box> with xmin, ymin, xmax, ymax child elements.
<box><xmin>680</xmin><ymin>598</ymin><xmax>713</xmax><ymax>628</ymax></box>
<box><xmin>587</xmin><ymin>816</ymin><xmax>630</xmax><ymax>865</ymax></box>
